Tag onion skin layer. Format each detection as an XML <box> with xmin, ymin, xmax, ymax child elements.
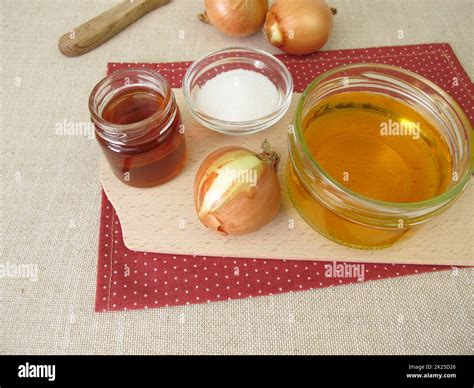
<box><xmin>194</xmin><ymin>146</ymin><xmax>281</xmax><ymax>235</ymax></box>
<box><xmin>264</xmin><ymin>0</ymin><xmax>334</xmax><ymax>55</ymax></box>
<box><xmin>204</xmin><ymin>0</ymin><xmax>269</xmax><ymax>37</ymax></box>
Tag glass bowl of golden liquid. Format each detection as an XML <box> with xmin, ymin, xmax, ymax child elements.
<box><xmin>287</xmin><ymin>64</ymin><xmax>472</xmax><ymax>249</ymax></box>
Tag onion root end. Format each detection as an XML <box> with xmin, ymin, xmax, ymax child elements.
<box><xmin>198</xmin><ymin>12</ymin><xmax>211</xmax><ymax>24</ymax></box>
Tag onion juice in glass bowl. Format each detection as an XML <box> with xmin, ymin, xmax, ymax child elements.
<box><xmin>182</xmin><ymin>47</ymin><xmax>293</xmax><ymax>136</ymax></box>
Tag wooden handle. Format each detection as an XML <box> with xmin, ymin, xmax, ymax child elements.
<box><xmin>59</xmin><ymin>0</ymin><xmax>170</xmax><ymax>57</ymax></box>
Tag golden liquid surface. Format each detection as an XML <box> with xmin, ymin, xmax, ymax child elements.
<box><xmin>288</xmin><ymin>91</ymin><xmax>452</xmax><ymax>249</ymax></box>
<box><xmin>302</xmin><ymin>92</ymin><xmax>452</xmax><ymax>202</ymax></box>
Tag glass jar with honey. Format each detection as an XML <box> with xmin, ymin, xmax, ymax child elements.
<box><xmin>288</xmin><ymin>64</ymin><xmax>471</xmax><ymax>249</ymax></box>
<box><xmin>89</xmin><ymin>68</ymin><xmax>186</xmax><ymax>187</ymax></box>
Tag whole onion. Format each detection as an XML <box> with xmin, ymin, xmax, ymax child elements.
<box><xmin>264</xmin><ymin>0</ymin><xmax>336</xmax><ymax>55</ymax></box>
<box><xmin>199</xmin><ymin>0</ymin><xmax>269</xmax><ymax>37</ymax></box>
<box><xmin>194</xmin><ymin>143</ymin><xmax>281</xmax><ymax>235</ymax></box>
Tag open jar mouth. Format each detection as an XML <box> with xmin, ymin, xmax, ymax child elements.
<box><xmin>290</xmin><ymin>63</ymin><xmax>472</xmax><ymax>227</ymax></box>
<box><xmin>89</xmin><ymin>68</ymin><xmax>174</xmax><ymax>140</ymax></box>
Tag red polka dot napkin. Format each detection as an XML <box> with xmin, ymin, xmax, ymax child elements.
<box><xmin>96</xmin><ymin>43</ymin><xmax>472</xmax><ymax>312</ymax></box>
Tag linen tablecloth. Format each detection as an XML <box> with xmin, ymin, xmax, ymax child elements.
<box><xmin>1</xmin><ymin>0</ymin><xmax>472</xmax><ymax>354</ymax></box>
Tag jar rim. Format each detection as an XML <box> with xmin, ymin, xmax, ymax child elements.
<box><xmin>293</xmin><ymin>63</ymin><xmax>472</xmax><ymax>212</ymax></box>
<box><xmin>88</xmin><ymin>68</ymin><xmax>173</xmax><ymax>135</ymax></box>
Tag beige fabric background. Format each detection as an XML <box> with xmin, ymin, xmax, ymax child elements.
<box><xmin>1</xmin><ymin>0</ymin><xmax>473</xmax><ymax>355</ymax></box>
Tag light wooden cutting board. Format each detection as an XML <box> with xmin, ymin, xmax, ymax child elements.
<box><xmin>100</xmin><ymin>90</ymin><xmax>473</xmax><ymax>266</ymax></box>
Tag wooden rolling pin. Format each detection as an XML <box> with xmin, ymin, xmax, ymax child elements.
<box><xmin>59</xmin><ymin>0</ymin><xmax>170</xmax><ymax>57</ymax></box>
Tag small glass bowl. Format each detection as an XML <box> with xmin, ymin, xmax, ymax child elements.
<box><xmin>182</xmin><ymin>47</ymin><xmax>293</xmax><ymax>135</ymax></box>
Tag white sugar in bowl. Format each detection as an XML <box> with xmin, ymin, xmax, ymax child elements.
<box><xmin>182</xmin><ymin>47</ymin><xmax>293</xmax><ymax>136</ymax></box>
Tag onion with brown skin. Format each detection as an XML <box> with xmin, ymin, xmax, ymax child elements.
<box><xmin>264</xmin><ymin>0</ymin><xmax>336</xmax><ymax>55</ymax></box>
<box><xmin>199</xmin><ymin>0</ymin><xmax>269</xmax><ymax>37</ymax></box>
<box><xmin>194</xmin><ymin>142</ymin><xmax>281</xmax><ymax>235</ymax></box>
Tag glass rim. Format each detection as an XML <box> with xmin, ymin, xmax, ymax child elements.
<box><xmin>294</xmin><ymin>63</ymin><xmax>472</xmax><ymax>211</ymax></box>
<box><xmin>88</xmin><ymin>68</ymin><xmax>173</xmax><ymax>134</ymax></box>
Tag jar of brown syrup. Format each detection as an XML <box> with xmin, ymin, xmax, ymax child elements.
<box><xmin>89</xmin><ymin>68</ymin><xmax>186</xmax><ymax>187</ymax></box>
